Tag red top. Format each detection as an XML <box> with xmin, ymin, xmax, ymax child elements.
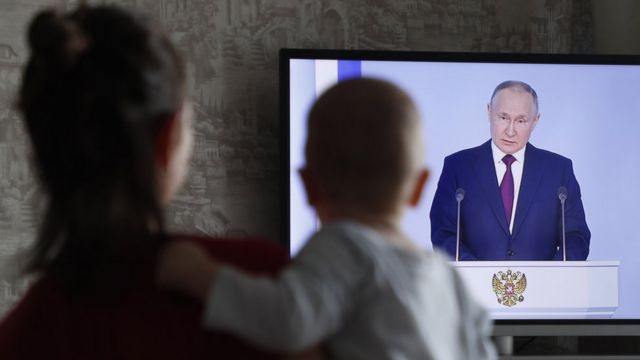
<box><xmin>0</xmin><ymin>235</ymin><xmax>289</xmax><ymax>359</ymax></box>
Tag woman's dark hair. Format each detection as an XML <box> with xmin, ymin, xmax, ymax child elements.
<box><xmin>18</xmin><ymin>5</ymin><xmax>186</xmax><ymax>295</ymax></box>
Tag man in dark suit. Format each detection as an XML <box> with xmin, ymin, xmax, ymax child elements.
<box><xmin>430</xmin><ymin>80</ymin><xmax>590</xmax><ymax>261</ymax></box>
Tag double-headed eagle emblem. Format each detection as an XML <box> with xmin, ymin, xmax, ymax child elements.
<box><xmin>492</xmin><ymin>270</ymin><xmax>527</xmax><ymax>307</ymax></box>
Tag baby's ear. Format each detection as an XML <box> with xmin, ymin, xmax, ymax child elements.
<box><xmin>408</xmin><ymin>168</ymin><xmax>429</xmax><ymax>207</ymax></box>
<box><xmin>299</xmin><ymin>167</ymin><xmax>319</xmax><ymax>206</ymax></box>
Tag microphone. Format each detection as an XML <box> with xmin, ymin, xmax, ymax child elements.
<box><xmin>558</xmin><ymin>186</ymin><xmax>568</xmax><ymax>202</ymax></box>
<box><xmin>455</xmin><ymin>188</ymin><xmax>465</xmax><ymax>261</ymax></box>
<box><xmin>558</xmin><ymin>186</ymin><xmax>568</xmax><ymax>261</ymax></box>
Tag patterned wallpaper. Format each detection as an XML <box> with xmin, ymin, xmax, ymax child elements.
<box><xmin>0</xmin><ymin>0</ymin><xmax>593</xmax><ymax>316</ymax></box>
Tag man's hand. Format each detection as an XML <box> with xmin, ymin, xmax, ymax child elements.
<box><xmin>156</xmin><ymin>241</ymin><xmax>221</xmax><ymax>301</ymax></box>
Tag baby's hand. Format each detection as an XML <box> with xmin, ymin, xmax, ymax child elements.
<box><xmin>156</xmin><ymin>241</ymin><xmax>220</xmax><ymax>301</ymax></box>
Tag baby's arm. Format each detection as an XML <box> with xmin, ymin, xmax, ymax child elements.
<box><xmin>156</xmin><ymin>241</ymin><xmax>220</xmax><ymax>302</ymax></box>
<box><xmin>156</xmin><ymin>230</ymin><xmax>365</xmax><ymax>352</ymax></box>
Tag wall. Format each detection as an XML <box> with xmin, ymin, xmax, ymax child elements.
<box><xmin>592</xmin><ymin>0</ymin><xmax>640</xmax><ymax>54</ymax></box>
<box><xmin>0</xmin><ymin>0</ymin><xmax>599</xmax><ymax>318</ymax></box>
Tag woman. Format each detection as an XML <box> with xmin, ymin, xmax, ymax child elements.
<box><xmin>0</xmin><ymin>5</ymin><xmax>289</xmax><ymax>359</ymax></box>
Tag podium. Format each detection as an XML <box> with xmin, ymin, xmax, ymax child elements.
<box><xmin>453</xmin><ymin>261</ymin><xmax>619</xmax><ymax>319</ymax></box>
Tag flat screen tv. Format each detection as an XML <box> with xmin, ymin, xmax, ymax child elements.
<box><xmin>280</xmin><ymin>49</ymin><xmax>640</xmax><ymax>335</ymax></box>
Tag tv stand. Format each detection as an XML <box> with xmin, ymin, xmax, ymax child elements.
<box><xmin>501</xmin><ymin>356</ymin><xmax>640</xmax><ymax>360</ymax></box>
<box><xmin>495</xmin><ymin>335</ymin><xmax>640</xmax><ymax>359</ymax></box>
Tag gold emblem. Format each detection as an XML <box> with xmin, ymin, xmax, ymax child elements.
<box><xmin>492</xmin><ymin>270</ymin><xmax>527</xmax><ymax>307</ymax></box>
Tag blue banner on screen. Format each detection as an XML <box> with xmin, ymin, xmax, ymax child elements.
<box><xmin>338</xmin><ymin>60</ymin><xmax>361</xmax><ymax>81</ymax></box>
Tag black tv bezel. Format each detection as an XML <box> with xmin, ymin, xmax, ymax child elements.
<box><xmin>279</xmin><ymin>48</ymin><xmax>640</xmax><ymax>332</ymax></box>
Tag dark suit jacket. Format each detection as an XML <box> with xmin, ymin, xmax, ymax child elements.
<box><xmin>430</xmin><ymin>140</ymin><xmax>590</xmax><ymax>260</ymax></box>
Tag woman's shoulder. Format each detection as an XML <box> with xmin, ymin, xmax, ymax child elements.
<box><xmin>0</xmin><ymin>276</ymin><xmax>62</xmax><ymax>357</ymax></box>
<box><xmin>0</xmin><ymin>266</ymin><xmax>282</xmax><ymax>359</ymax></box>
<box><xmin>169</xmin><ymin>234</ymin><xmax>289</xmax><ymax>275</ymax></box>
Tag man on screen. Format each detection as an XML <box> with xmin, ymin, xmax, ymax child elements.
<box><xmin>430</xmin><ymin>80</ymin><xmax>590</xmax><ymax>261</ymax></box>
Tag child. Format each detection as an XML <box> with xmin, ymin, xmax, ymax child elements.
<box><xmin>157</xmin><ymin>78</ymin><xmax>497</xmax><ymax>360</ymax></box>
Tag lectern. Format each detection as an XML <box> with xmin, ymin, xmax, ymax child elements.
<box><xmin>453</xmin><ymin>261</ymin><xmax>619</xmax><ymax>319</ymax></box>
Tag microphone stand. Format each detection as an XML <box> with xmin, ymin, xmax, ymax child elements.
<box><xmin>456</xmin><ymin>199</ymin><xmax>461</xmax><ymax>261</ymax></box>
<box><xmin>558</xmin><ymin>187</ymin><xmax>568</xmax><ymax>261</ymax></box>
<box><xmin>561</xmin><ymin>196</ymin><xmax>566</xmax><ymax>262</ymax></box>
<box><xmin>455</xmin><ymin>188</ymin><xmax>465</xmax><ymax>262</ymax></box>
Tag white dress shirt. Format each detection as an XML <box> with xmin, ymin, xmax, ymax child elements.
<box><xmin>491</xmin><ymin>141</ymin><xmax>526</xmax><ymax>234</ymax></box>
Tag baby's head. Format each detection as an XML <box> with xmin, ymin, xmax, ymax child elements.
<box><xmin>302</xmin><ymin>78</ymin><xmax>428</xmax><ymax>222</ymax></box>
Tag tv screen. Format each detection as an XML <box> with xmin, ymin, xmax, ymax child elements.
<box><xmin>281</xmin><ymin>49</ymin><xmax>640</xmax><ymax>326</ymax></box>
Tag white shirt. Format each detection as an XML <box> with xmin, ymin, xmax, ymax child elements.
<box><xmin>491</xmin><ymin>141</ymin><xmax>526</xmax><ymax>234</ymax></box>
<box><xmin>204</xmin><ymin>221</ymin><xmax>496</xmax><ymax>360</ymax></box>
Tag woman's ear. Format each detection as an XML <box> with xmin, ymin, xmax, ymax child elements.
<box><xmin>155</xmin><ymin>113</ymin><xmax>181</xmax><ymax>171</ymax></box>
<box><xmin>408</xmin><ymin>168</ymin><xmax>429</xmax><ymax>207</ymax></box>
<box><xmin>156</xmin><ymin>103</ymin><xmax>193</xmax><ymax>205</ymax></box>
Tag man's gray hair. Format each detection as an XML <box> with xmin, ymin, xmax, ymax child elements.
<box><xmin>490</xmin><ymin>80</ymin><xmax>539</xmax><ymax>113</ymax></box>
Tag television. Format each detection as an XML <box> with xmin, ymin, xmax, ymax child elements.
<box><xmin>280</xmin><ymin>49</ymin><xmax>640</xmax><ymax>336</ymax></box>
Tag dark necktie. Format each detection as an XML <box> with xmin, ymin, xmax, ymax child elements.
<box><xmin>500</xmin><ymin>154</ymin><xmax>516</xmax><ymax>228</ymax></box>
